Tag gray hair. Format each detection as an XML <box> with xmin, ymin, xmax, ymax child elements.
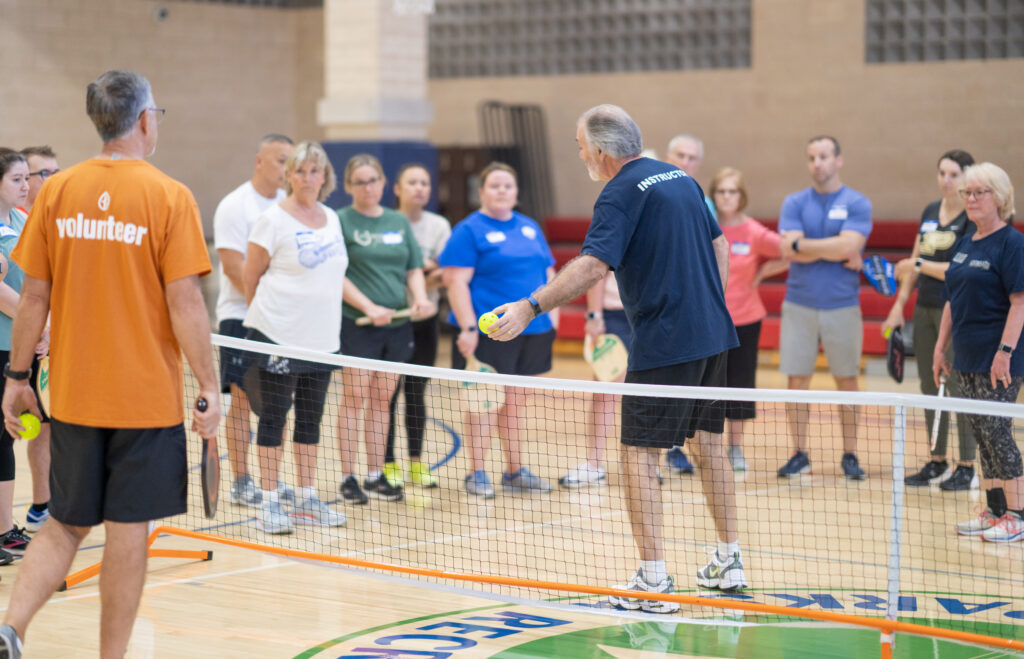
<box><xmin>86</xmin><ymin>70</ymin><xmax>153</xmax><ymax>143</ymax></box>
<box><xmin>667</xmin><ymin>134</ymin><xmax>704</xmax><ymax>159</ymax></box>
<box><xmin>578</xmin><ymin>104</ymin><xmax>643</xmax><ymax>159</ymax></box>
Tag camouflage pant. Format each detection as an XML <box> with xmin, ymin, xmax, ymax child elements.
<box><xmin>956</xmin><ymin>371</ymin><xmax>1023</xmax><ymax>481</ymax></box>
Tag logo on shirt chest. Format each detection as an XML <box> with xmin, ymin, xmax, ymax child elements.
<box><xmin>952</xmin><ymin>252</ymin><xmax>967</xmax><ymax>264</ymax></box>
<box><xmin>353</xmin><ymin>229</ymin><xmax>405</xmax><ymax>247</ymax></box>
<box><xmin>486</xmin><ymin>231</ymin><xmax>507</xmax><ymax>243</ymax></box>
<box><xmin>920</xmin><ymin>229</ymin><xmax>957</xmax><ymax>256</ymax></box>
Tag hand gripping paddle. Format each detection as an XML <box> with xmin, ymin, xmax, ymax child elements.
<box><xmin>197</xmin><ymin>397</ymin><xmax>220</xmax><ymax>519</ymax></box>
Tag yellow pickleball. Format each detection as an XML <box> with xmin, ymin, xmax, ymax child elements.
<box><xmin>17</xmin><ymin>413</ymin><xmax>40</xmax><ymax>440</ymax></box>
<box><xmin>478</xmin><ymin>312</ymin><xmax>499</xmax><ymax>334</ymax></box>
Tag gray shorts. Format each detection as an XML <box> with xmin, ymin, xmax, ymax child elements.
<box><xmin>779</xmin><ymin>301</ymin><xmax>862</xmax><ymax>377</ymax></box>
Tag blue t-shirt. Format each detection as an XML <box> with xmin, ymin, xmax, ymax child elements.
<box><xmin>0</xmin><ymin>208</ymin><xmax>27</xmax><ymax>350</ymax></box>
<box><xmin>945</xmin><ymin>225</ymin><xmax>1024</xmax><ymax>375</ymax></box>
<box><xmin>438</xmin><ymin>210</ymin><xmax>555</xmax><ymax>335</ymax></box>
<box><xmin>581</xmin><ymin>158</ymin><xmax>737</xmax><ymax>370</ymax></box>
<box><xmin>779</xmin><ymin>186</ymin><xmax>872</xmax><ymax>309</ymax></box>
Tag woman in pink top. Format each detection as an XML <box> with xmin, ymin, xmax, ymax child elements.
<box><xmin>710</xmin><ymin>167</ymin><xmax>788</xmax><ymax>470</ymax></box>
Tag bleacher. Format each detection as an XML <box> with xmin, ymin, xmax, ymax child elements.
<box><xmin>546</xmin><ymin>216</ymin><xmax>919</xmax><ymax>356</ymax></box>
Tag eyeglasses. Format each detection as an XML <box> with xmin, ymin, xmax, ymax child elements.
<box><xmin>28</xmin><ymin>169</ymin><xmax>59</xmax><ymax>181</ymax></box>
<box><xmin>146</xmin><ymin>107</ymin><xmax>166</xmax><ymax>124</ymax></box>
<box><xmin>350</xmin><ymin>177</ymin><xmax>382</xmax><ymax>188</ymax></box>
<box><xmin>715</xmin><ymin>188</ymin><xmax>740</xmax><ymax>196</ymax></box>
<box><xmin>959</xmin><ymin>188</ymin><xmax>993</xmax><ymax>200</ymax></box>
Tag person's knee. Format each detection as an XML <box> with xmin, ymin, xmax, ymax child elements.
<box><xmin>788</xmin><ymin>375</ymin><xmax>811</xmax><ymax>390</ymax></box>
<box><xmin>834</xmin><ymin>376</ymin><xmax>859</xmax><ymax>391</ymax></box>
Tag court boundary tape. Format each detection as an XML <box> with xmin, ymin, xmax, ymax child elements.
<box><xmin>60</xmin><ymin>525</ymin><xmax>1024</xmax><ymax>657</ymax></box>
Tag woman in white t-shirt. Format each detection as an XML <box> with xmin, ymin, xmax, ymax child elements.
<box><xmin>243</xmin><ymin>141</ymin><xmax>348</xmax><ymax>535</ymax></box>
<box><xmin>383</xmin><ymin>164</ymin><xmax>451</xmax><ymax>489</ymax></box>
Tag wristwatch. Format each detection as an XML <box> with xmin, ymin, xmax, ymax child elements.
<box><xmin>3</xmin><ymin>362</ymin><xmax>29</xmax><ymax>381</ymax></box>
<box><xmin>914</xmin><ymin>257</ymin><xmax>923</xmax><ymax>272</ymax></box>
<box><xmin>585</xmin><ymin>311</ymin><xmax>602</xmax><ymax>321</ymax></box>
<box><xmin>998</xmin><ymin>343</ymin><xmax>1014</xmax><ymax>355</ymax></box>
<box><xmin>461</xmin><ymin>325</ymin><xmax>476</xmax><ymax>333</ymax></box>
<box><xmin>792</xmin><ymin>239</ymin><xmax>800</xmax><ymax>253</ymax></box>
<box><xmin>526</xmin><ymin>295</ymin><xmax>542</xmax><ymax>318</ymax></box>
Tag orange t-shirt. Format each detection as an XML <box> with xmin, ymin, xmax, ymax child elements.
<box><xmin>13</xmin><ymin>159</ymin><xmax>211</xmax><ymax>428</ymax></box>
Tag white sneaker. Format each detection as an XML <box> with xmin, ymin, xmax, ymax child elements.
<box><xmin>696</xmin><ymin>549</ymin><xmax>748</xmax><ymax>591</ymax></box>
<box><xmin>607</xmin><ymin>569</ymin><xmax>680</xmax><ymax>614</ymax></box>
<box><xmin>229</xmin><ymin>475</ymin><xmax>262</xmax><ymax>508</ymax></box>
<box><xmin>257</xmin><ymin>500</ymin><xmax>293</xmax><ymax>534</ymax></box>
<box><xmin>558</xmin><ymin>462</ymin><xmax>606</xmax><ymax>489</ymax></box>
<box><xmin>292</xmin><ymin>494</ymin><xmax>347</xmax><ymax>527</ymax></box>
<box><xmin>956</xmin><ymin>506</ymin><xmax>1000</xmax><ymax>536</ymax></box>
<box><xmin>981</xmin><ymin>511</ymin><xmax>1024</xmax><ymax>543</ymax></box>
<box><xmin>277</xmin><ymin>481</ymin><xmax>296</xmax><ymax>507</ymax></box>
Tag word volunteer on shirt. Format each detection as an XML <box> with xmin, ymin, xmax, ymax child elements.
<box><xmin>635</xmin><ymin>169</ymin><xmax>687</xmax><ymax>192</ymax></box>
<box><xmin>54</xmin><ymin>212</ymin><xmax>149</xmax><ymax>245</ymax></box>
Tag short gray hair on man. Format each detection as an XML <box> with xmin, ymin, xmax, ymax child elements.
<box><xmin>578</xmin><ymin>104</ymin><xmax>643</xmax><ymax>159</ymax></box>
<box><xmin>86</xmin><ymin>70</ymin><xmax>153</xmax><ymax>143</ymax></box>
<box><xmin>667</xmin><ymin>134</ymin><xmax>704</xmax><ymax>159</ymax></box>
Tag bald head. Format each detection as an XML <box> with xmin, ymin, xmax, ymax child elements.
<box><xmin>666</xmin><ymin>134</ymin><xmax>704</xmax><ymax>176</ymax></box>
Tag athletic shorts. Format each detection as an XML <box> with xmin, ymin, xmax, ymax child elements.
<box><xmin>604</xmin><ymin>309</ymin><xmax>633</xmax><ymax>350</ymax></box>
<box><xmin>451</xmin><ymin>329</ymin><xmax>555</xmax><ymax>376</ymax></box>
<box><xmin>342</xmin><ymin>316</ymin><xmax>414</xmax><ymax>363</ymax></box>
<box><xmin>409</xmin><ymin>316</ymin><xmax>440</xmax><ymax>367</ymax></box>
<box><xmin>621</xmin><ymin>352</ymin><xmax>726</xmax><ymax>448</ymax></box>
<box><xmin>724</xmin><ymin>320</ymin><xmax>761</xmax><ymax>420</ymax></box>
<box><xmin>218</xmin><ymin>318</ymin><xmax>249</xmax><ymax>393</ymax></box>
<box><xmin>49</xmin><ymin>419</ymin><xmax>187</xmax><ymax>526</ymax></box>
<box><xmin>779</xmin><ymin>301</ymin><xmax>862</xmax><ymax>377</ymax></box>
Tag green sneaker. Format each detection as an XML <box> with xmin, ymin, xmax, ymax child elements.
<box><xmin>383</xmin><ymin>462</ymin><xmax>405</xmax><ymax>488</ymax></box>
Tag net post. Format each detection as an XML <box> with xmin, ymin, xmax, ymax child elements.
<box><xmin>885</xmin><ymin>404</ymin><xmax>907</xmax><ymax>651</ymax></box>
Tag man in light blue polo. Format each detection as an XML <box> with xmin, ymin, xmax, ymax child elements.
<box><xmin>776</xmin><ymin>136</ymin><xmax>872</xmax><ymax>479</ymax></box>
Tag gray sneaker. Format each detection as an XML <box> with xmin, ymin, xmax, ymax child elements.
<box><xmin>0</xmin><ymin>624</ymin><xmax>22</xmax><ymax>659</ymax></box>
<box><xmin>728</xmin><ymin>445</ymin><xmax>747</xmax><ymax>471</ymax></box>
<box><xmin>502</xmin><ymin>467</ymin><xmax>552</xmax><ymax>492</ymax></box>
<box><xmin>257</xmin><ymin>500</ymin><xmax>293</xmax><ymax>535</ymax></box>
<box><xmin>229</xmin><ymin>475</ymin><xmax>262</xmax><ymax>508</ymax></box>
<box><xmin>696</xmin><ymin>549</ymin><xmax>748</xmax><ymax>591</ymax></box>
<box><xmin>608</xmin><ymin>568</ymin><xmax>680</xmax><ymax>614</ymax></box>
<box><xmin>292</xmin><ymin>494</ymin><xmax>346</xmax><ymax>527</ymax></box>
<box><xmin>277</xmin><ymin>481</ymin><xmax>296</xmax><ymax>506</ymax></box>
<box><xmin>465</xmin><ymin>470</ymin><xmax>495</xmax><ymax>498</ymax></box>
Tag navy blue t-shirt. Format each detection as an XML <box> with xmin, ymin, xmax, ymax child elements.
<box><xmin>581</xmin><ymin>158</ymin><xmax>738</xmax><ymax>370</ymax></box>
<box><xmin>945</xmin><ymin>224</ymin><xmax>1024</xmax><ymax>375</ymax></box>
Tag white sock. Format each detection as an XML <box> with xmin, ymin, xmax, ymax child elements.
<box><xmin>719</xmin><ymin>541</ymin><xmax>741</xmax><ymax>560</ymax></box>
<box><xmin>640</xmin><ymin>560</ymin><xmax>668</xmax><ymax>583</ymax></box>
<box><xmin>265</xmin><ymin>489</ymin><xmax>278</xmax><ymax>505</ymax></box>
<box><xmin>367</xmin><ymin>470</ymin><xmax>382</xmax><ymax>481</ymax></box>
<box><xmin>297</xmin><ymin>486</ymin><xmax>315</xmax><ymax>502</ymax></box>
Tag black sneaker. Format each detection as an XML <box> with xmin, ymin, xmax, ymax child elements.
<box><xmin>340</xmin><ymin>476</ymin><xmax>368</xmax><ymax>505</ymax></box>
<box><xmin>905</xmin><ymin>460</ymin><xmax>948</xmax><ymax>486</ymax></box>
<box><xmin>364</xmin><ymin>474</ymin><xmax>404</xmax><ymax>501</ymax></box>
<box><xmin>0</xmin><ymin>548</ymin><xmax>12</xmax><ymax>566</ymax></box>
<box><xmin>939</xmin><ymin>464</ymin><xmax>978</xmax><ymax>491</ymax></box>
<box><xmin>841</xmin><ymin>453</ymin><xmax>866</xmax><ymax>480</ymax></box>
<box><xmin>777</xmin><ymin>450</ymin><xmax>810</xmax><ymax>478</ymax></box>
<box><xmin>0</xmin><ymin>527</ymin><xmax>30</xmax><ymax>556</ymax></box>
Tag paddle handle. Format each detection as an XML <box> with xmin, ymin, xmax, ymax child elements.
<box><xmin>355</xmin><ymin>308</ymin><xmax>412</xmax><ymax>326</ymax></box>
<box><xmin>929</xmin><ymin>378</ymin><xmax>946</xmax><ymax>452</ymax></box>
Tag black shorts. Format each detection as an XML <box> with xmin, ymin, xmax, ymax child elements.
<box><xmin>724</xmin><ymin>320</ymin><xmax>761</xmax><ymax>420</ymax></box>
<box><xmin>409</xmin><ymin>316</ymin><xmax>440</xmax><ymax>367</ymax></box>
<box><xmin>218</xmin><ymin>318</ymin><xmax>249</xmax><ymax>393</ymax></box>
<box><xmin>451</xmin><ymin>329</ymin><xmax>555</xmax><ymax>376</ymax></box>
<box><xmin>342</xmin><ymin>317</ymin><xmax>414</xmax><ymax>363</ymax></box>
<box><xmin>621</xmin><ymin>352</ymin><xmax>726</xmax><ymax>448</ymax></box>
<box><xmin>49</xmin><ymin>419</ymin><xmax>187</xmax><ymax>526</ymax></box>
<box><xmin>604</xmin><ymin>309</ymin><xmax>633</xmax><ymax>350</ymax></box>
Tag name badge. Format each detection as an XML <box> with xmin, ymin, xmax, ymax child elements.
<box><xmin>0</xmin><ymin>225</ymin><xmax>17</xmax><ymax>238</ymax></box>
<box><xmin>827</xmin><ymin>205</ymin><xmax>848</xmax><ymax>220</ymax></box>
<box><xmin>381</xmin><ymin>231</ymin><xmax>403</xmax><ymax>245</ymax></box>
<box><xmin>485</xmin><ymin>231</ymin><xmax>506</xmax><ymax>243</ymax></box>
<box><xmin>920</xmin><ymin>220</ymin><xmax>938</xmax><ymax>233</ymax></box>
<box><xmin>730</xmin><ymin>241</ymin><xmax>751</xmax><ymax>255</ymax></box>
<box><xmin>952</xmin><ymin>252</ymin><xmax>967</xmax><ymax>263</ymax></box>
<box><xmin>521</xmin><ymin>226</ymin><xmax>537</xmax><ymax>239</ymax></box>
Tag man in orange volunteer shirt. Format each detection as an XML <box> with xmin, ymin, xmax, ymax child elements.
<box><xmin>0</xmin><ymin>70</ymin><xmax>220</xmax><ymax>659</ymax></box>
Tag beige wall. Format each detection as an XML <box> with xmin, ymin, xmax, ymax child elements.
<box><xmin>0</xmin><ymin>0</ymin><xmax>324</xmax><ymax>231</ymax></box>
<box><xmin>428</xmin><ymin>0</ymin><xmax>1024</xmax><ymax>220</ymax></box>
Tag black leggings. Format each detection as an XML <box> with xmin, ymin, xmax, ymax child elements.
<box><xmin>385</xmin><ymin>317</ymin><xmax>438</xmax><ymax>462</ymax></box>
<box><xmin>255</xmin><ymin>368</ymin><xmax>332</xmax><ymax>448</ymax></box>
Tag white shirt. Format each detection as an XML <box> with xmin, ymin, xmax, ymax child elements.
<box><xmin>214</xmin><ymin>181</ymin><xmax>286</xmax><ymax>322</ymax></box>
<box><xmin>407</xmin><ymin>210</ymin><xmax>452</xmax><ymax>309</ymax></box>
<box><xmin>243</xmin><ymin>203</ymin><xmax>348</xmax><ymax>353</ymax></box>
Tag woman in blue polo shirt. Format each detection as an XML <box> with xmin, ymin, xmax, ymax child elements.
<box><xmin>440</xmin><ymin>162</ymin><xmax>557</xmax><ymax>498</ymax></box>
<box><xmin>934</xmin><ymin>162</ymin><xmax>1024</xmax><ymax>543</ymax></box>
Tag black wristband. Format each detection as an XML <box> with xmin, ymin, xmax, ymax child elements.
<box><xmin>585</xmin><ymin>311</ymin><xmax>602</xmax><ymax>321</ymax></box>
<box><xmin>998</xmin><ymin>343</ymin><xmax>1014</xmax><ymax>355</ymax></box>
<box><xmin>526</xmin><ymin>295</ymin><xmax>542</xmax><ymax>318</ymax></box>
<box><xmin>792</xmin><ymin>239</ymin><xmax>800</xmax><ymax>253</ymax></box>
<box><xmin>3</xmin><ymin>362</ymin><xmax>29</xmax><ymax>381</ymax></box>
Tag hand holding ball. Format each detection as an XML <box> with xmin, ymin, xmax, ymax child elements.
<box><xmin>17</xmin><ymin>413</ymin><xmax>40</xmax><ymax>440</ymax></box>
<box><xmin>478</xmin><ymin>312</ymin><xmax>499</xmax><ymax>334</ymax></box>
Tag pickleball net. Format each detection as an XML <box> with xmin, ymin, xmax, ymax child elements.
<box><xmin>88</xmin><ymin>334</ymin><xmax>1024</xmax><ymax>653</ymax></box>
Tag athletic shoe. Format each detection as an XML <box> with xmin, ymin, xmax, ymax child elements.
<box><xmin>364</xmin><ymin>474</ymin><xmax>404</xmax><ymax>501</ymax></box>
<box><xmin>292</xmin><ymin>494</ymin><xmax>347</xmax><ymax>527</ymax></box>
<box><xmin>0</xmin><ymin>549</ymin><xmax>13</xmax><ymax>567</ymax></box>
<box><xmin>502</xmin><ymin>467</ymin><xmax>553</xmax><ymax>492</ymax></box>
<box><xmin>409</xmin><ymin>461</ymin><xmax>438</xmax><ymax>488</ymax></box>
<box><xmin>696</xmin><ymin>549</ymin><xmax>748</xmax><ymax>591</ymax></box>
<box><xmin>939</xmin><ymin>465</ymin><xmax>978</xmax><ymax>491</ymax></box>
<box><xmin>277</xmin><ymin>481</ymin><xmax>296</xmax><ymax>507</ymax></box>
<box><xmin>24</xmin><ymin>505</ymin><xmax>50</xmax><ymax>533</ymax></box>
<box><xmin>777</xmin><ymin>450</ymin><xmax>810</xmax><ymax>478</ymax></box>
<box><xmin>0</xmin><ymin>527</ymin><xmax>30</xmax><ymax>556</ymax></box>
<box><xmin>340</xmin><ymin>475</ymin><xmax>369</xmax><ymax>505</ymax></box>
<box><xmin>383</xmin><ymin>461</ymin><xmax>405</xmax><ymax>488</ymax></box>
<box><xmin>841</xmin><ymin>453</ymin><xmax>866</xmax><ymax>480</ymax></box>
<box><xmin>229</xmin><ymin>475</ymin><xmax>262</xmax><ymax>508</ymax></box>
<box><xmin>256</xmin><ymin>500</ymin><xmax>293</xmax><ymax>534</ymax></box>
<box><xmin>956</xmin><ymin>505</ymin><xmax>1001</xmax><ymax>536</ymax></box>
<box><xmin>728</xmin><ymin>445</ymin><xmax>747</xmax><ymax>471</ymax></box>
<box><xmin>666</xmin><ymin>447</ymin><xmax>695</xmax><ymax>474</ymax></box>
<box><xmin>904</xmin><ymin>460</ymin><xmax>949</xmax><ymax>487</ymax></box>
<box><xmin>558</xmin><ymin>462</ymin><xmax>606</xmax><ymax>489</ymax></box>
<box><xmin>0</xmin><ymin>624</ymin><xmax>22</xmax><ymax>659</ymax></box>
<box><xmin>465</xmin><ymin>470</ymin><xmax>495</xmax><ymax>498</ymax></box>
<box><xmin>981</xmin><ymin>511</ymin><xmax>1024</xmax><ymax>543</ymax></box>
<box><xmin>655</xmin><ymin>468</ymin><xmax>664</xmax><ymax>486</ymax></box>
<box><xmin>607</xmin><ymin>568</ymin><xmax>680</xmax><ymax>614</ymax></box>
